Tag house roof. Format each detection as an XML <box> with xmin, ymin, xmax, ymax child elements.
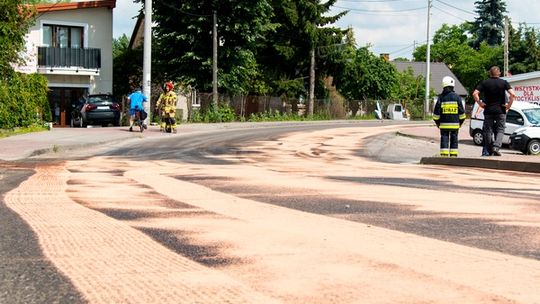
<box><xmin>128</xmin><ymin>15</ymin><xmax>144</xmax><ymax>49</ymax></box>
<box><xmin>392</xmin><ymin>61</ymin><xmax>469</xmax><ymax>96</ymax></box>
<box><xmin>35</xmin><ymin>0</ymin><xmax>116</xmax><ymax>12</ymax></box>
<box><xmin>502</xmin><ymin>71</ymin><xmax>540</xmax><ymax>83</ymax></box>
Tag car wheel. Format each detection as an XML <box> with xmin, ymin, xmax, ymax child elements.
<box><xmin>472</xmin><ymin>129</ymin><xmax>483</xmax><ymax>146</ymax></box>
<box><xmin>527</xmin><ymin>139</ymin><xmax>540</xmax><ymax>155</ymax></box>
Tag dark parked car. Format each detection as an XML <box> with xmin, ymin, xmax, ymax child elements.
<box><xmin>71</xmin><ymin>94</ymin><xmax>121</xmax><ymax>127</ymax></box>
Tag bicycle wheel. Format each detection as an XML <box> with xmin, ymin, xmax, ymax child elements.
<box><xmin>136</xmin><ymin>111</ymin><xmax>144</xmax><ymax>132</ymax></box>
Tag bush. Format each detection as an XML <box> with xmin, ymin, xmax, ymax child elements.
<box><xmin>248</xmin><ymin>110</ymin><xmax>295</xmax><ymax>122</ymax></box>
<box><xmin>405</xmin><ymin>98</ymin><xmax>425</xmax><ymax>120</ymax></box>
<box><xmin>190</xmin><ymin>103</ymin><xmax>236</xmax><ymax>123</ymax></box>
<box><xmin>0</xmin><ymin>72</ymin><xmax>49</xmax><ymax>129</ymax></box>
<box><xmin>247</xmin><ymin>109</ymin><xmax>335</xmax><ymax>122</ymax></box>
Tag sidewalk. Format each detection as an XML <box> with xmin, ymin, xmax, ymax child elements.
<box><xmin>0</xmin><ymin>126</ymin><xmax>161</xmax><ymax>161</ymax></box>
<box><xmin>397</xmin><ymin>123</ymin><xmax>540</xmax><ymax>173</ymax></box>
<box><xmin>1</xmin><ymin>123</ymin><xmax>539</xmax><ymax>173</ymax></box>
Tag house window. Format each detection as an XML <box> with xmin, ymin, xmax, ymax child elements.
<box><xmin>43</xmin><ymin>24</ymin><xmax>84</xmax><ymax>48</ymax></box>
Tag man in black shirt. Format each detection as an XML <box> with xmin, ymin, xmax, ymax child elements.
<box><xmin>472</xmin><ymin>66</ymin><xmax>516</xmax><ymax>156</ymax></box>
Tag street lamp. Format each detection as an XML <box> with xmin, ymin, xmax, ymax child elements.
<box><xmin>143</xmin><ymin>0</ymin><xmax>152</xmax><ymax>124</ymax></box>
<box><xmin>424</xmin><ymin>0</ymin><xmax>432</xmax><ymax>120</ymax></box>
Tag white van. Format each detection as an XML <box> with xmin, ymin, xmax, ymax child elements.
<box><xmin>384</xmin><ymin>103</ymin><xmax>408</xmax><ymax>120</ymax></box>
<box><xmin>469</xmin><ymin>101</ymin><xmax>540</xmax><ymax>145</ymax></box>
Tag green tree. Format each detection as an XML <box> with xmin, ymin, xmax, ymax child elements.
<box><xmin>335</xmin><ymin>46</ymin><xmax>396</xmax><ymax>116</ymax></box>
<box><xmin>413</xmin><ymin>22</ymin><xmax>503</xmax><ymax>94</ymax></box>
<box><xmin>454</xmin><ymin>43</ymin><xmax>502</xmax><ymax>93</ymax></box>
<box><xmin>112</xmin><ymin>44</ymin><xmax>143</xmax><ymax>103</ymax></box>
<box><xmin>113</xmin><ymin>34</ymin><xmax>130</xmax><ymax>59</ymax></box>
<box><xmin>151</xmin><ymin>0</ymin><xmax>274</xmax><ymax>98</ymax></box>
<box><xmin>470</xmin><ymin>0</ymin><xmax>507</xmax><ymax>48</ymax></box>
<box><xmin>391</xmin><ymin>67</ymin><xmax>425</xmax><ymax>101</ymax></box>
<box><xmin>0</xmin><ymin>0</ymin><xmax>36</xmax><ymax>76</ymax></box>
<box><xmin>508</xmin><ymin>24</ymin><xmax>540</xmax><ymax>74</ymax></box>
<box><xmin>413</xmin><ymin>24</ymin><xmax>470</xmax><ymax>66</ymax></box>
<box><xmin>390</xmin><ymin>67</ymin><xmax>427</xmax><ymax>119</ymax></box>
<box><xmin>258</xmin><ymin>0</ymin><xmax>346</xmax><ymax>114</ymax></box>
<box><xmin>0</xmin><ymin>73</ymin><xmax>50</xmax><ymax>129</ymax></box>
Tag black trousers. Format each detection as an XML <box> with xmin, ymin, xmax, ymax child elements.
<box><xmin>440</xmin><ymin>129</ymin><xmax>459</xmax><ymax>156</ymax></box>
<box><xmin>483</xmin><ymin>113</ymin><xmax>506</xmax><ymax>153</ymax></box>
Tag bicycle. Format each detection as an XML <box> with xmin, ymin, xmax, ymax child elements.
<box><xmin>129</xmin><ymin>109</ymin><xmax>146</xmax><ymax>133</ymax></box>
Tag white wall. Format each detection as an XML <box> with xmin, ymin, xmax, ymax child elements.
<box><xmin>27</xmin><ymin>6</ymin><xmax>113</xmax><ymax>94</ymax></box>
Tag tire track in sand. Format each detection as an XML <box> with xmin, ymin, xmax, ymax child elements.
<box><xmin>4</xmin><ymin>164</ymin><xmax>279</xmax><ymax>304</ymax></box>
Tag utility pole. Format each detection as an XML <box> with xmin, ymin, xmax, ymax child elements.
<box><xmin>308</xmin><ymin>47</ymin><xmax>315</xmax><ymax>117</ymax></box>
<box><xmin>424</xmin><ymin>0</ymin><xmax>432</xmax><ymax>120</ymax></box>
<box><xmin>143</xmin><ymin>0</ymin><xmax>152</xmax><ymax>124</ymax></box>
<box><xmin>504</xmin><ymin>16</ymin><xmax>509</xmax><ymax>76</ymax></box>
<box><xmin>212</xmin><ymin>11</ymin><xmax>218</xmax><ymax>107</ymax></box>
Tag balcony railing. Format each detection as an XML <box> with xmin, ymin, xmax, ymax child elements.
<box><xmin>38</xmin><ymin>47</ymin><xmax>101</xmax><ymax>69</ymax></box>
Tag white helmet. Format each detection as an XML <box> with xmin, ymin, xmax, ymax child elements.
<box><xmin>442</xmin><ymin>76</ymin><xmax>455</xmax><ymax>88</ymax></box>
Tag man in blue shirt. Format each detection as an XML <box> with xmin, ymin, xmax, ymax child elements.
<box><xmin>127</xmin><ymin>87</ymin><xmax>148</xmax><ymax>131</ymax></box>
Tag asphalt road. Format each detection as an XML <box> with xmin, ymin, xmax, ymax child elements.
<box><xmin>0</xmin><ymin>162</ymin><xmax>86</xmax><ymax>304</ymax></box>
<box><xmin>1</xmin><ymin>121</ymin><xmax>539</xmax><ymax>303</ymax></box>
<box><xmin>95</xmin><ymin>122</ymin><xmax>539</xmax><ymax>260</ymax></box>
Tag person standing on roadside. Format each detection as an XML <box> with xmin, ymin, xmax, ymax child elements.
<box><xmin>472</xmin><ymin>66</ymin><xmax>516</xmax><ymax>156</ymax></box>
<box><xmin>433</xmin><ymin>76</ymin><xmax>466</xmax><ymax>157</ymax></box>
<box><xmin>155</xmin><ymin>81</ymin><xmax>178</xmax><ymax>133</ymax></box>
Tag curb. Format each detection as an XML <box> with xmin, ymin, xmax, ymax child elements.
<box><xmin>25</xmin><ymin>138</ymin><xmax>131</xmax><ymax>159</ymax></box>
<box><xmin>396</xmin><ymin>131</ymin><xmax>434</xmax><ymax>141</ymax></box>
<box><xmin>420</xmin><ymin>157</ymin><xmax>540</xmax><ymax>173</ymax></box>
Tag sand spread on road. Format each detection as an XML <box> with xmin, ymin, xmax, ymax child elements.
<box><xmin>5</xmin><ymin>125</ymin><xmax>540</xmax><ymax>303</ymax></box>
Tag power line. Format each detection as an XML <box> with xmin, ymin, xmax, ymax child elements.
<box><xmin>514</xmin><ymin>22</ymin><xmax>540</xmax><ymax>25</ymax></box>
<box><xmin>432</xmin><ymin>5</ymin><xmax>469</xmax><ymax>22</ymax></box>
<box><xmin>154</xmin><ymin>0</ymin><xmax>213</xmax><ymax>17</ymax></box>
<box><xmin>338</xmin><ymin>0</ymin><xmax>417</xmax><ymax>2</ymax></box>
<box><xmin>377</xmin><ymin>43</ymin><xmax>414</xmax><ymax>47</ymax></box>
<box><xmin>434</xmin><ymin>0</ymin><xmax>475</xmax><ymax>16</ymax></box>
<box><xmin>388</xmin><ymin>43</ymin><xmax>416</xmax><ymax>56</ymax></box>
<box><xmin>333</xmin><ymin>5</ymin><xmax>426</xmax><ymax>13</ymax></box>
<box><xmin>337</xmin><ymin>10</ymin><xmax>424</xmax><ymax>16</ymax></box>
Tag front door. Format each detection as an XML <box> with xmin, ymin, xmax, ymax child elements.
<box><xmin>48</xmin><ymin>88</ymin><xmax>87</xmax><ymax>127</ymax></box>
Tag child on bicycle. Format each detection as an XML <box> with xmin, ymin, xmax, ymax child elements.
<box><xmin>128</xmin><ymin>86</ymin><xmax>148</xmax><ymax>132</ymax></box>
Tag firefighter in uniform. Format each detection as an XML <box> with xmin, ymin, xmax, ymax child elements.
<box><xmin>433</xmin><ymin>76</ymin><xmax>466</xmax><ymax>157</ymax></box>
<box><xmin>156</xmin><ymin>81</ymin><xmax>178</xmax><ymax>133</ymax></box>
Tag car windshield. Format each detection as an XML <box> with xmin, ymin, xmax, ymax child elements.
<box><xmin>523</xmin><ymin>108</ymin><xmax>540</xmax><ymax>125</ymax></box>
<box><xmin>88</xmin><ymin>95</ymin><xmax>114</xmax><ymax>105</ymax></box>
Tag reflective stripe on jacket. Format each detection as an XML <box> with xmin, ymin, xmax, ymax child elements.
<box><xmin>433</xmin><ymin>89</ymin><xmax>465</xmax><ymax>130</ymax></box>
<box><xmin>156</xmin><ymin>91</ymin><xmax>177</xmax><ymax>109</ymax></box>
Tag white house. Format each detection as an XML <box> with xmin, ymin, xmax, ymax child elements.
<box><xmin>16</xmin><ymin>0</ymin><xmax>116</xmax><ymax>127</ymax></box>
<box><xmin>503</xmin><ymin>71</ymin><xmax>540</xmax><ymax>105</ymax></box>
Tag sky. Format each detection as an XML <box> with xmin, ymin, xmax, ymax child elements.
<box><xmin>113</xmin><ymin>0</ymin><xmax>540</xmax><ymax>59</ymax></box>
<box><xmin>113</xmin><ymin>0</ymin><xmax>142</xmax><ymax>40</ymax></box>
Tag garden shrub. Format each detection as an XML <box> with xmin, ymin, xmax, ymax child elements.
<box><xmin>0</xmin><ymin>72</ymin><xmax>49</xmax><ymax>129</ymax></box>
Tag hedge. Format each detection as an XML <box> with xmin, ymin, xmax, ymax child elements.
<box><xmin>0</xmin><ymin>72</ymin><xmax>50</xmax><ymax>129</ymax></box>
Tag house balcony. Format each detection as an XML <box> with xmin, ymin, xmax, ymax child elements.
<box><xmin>37</xmin><ymin>47</ymin><xmax>101</xmax><ymax>76</ymax></box>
